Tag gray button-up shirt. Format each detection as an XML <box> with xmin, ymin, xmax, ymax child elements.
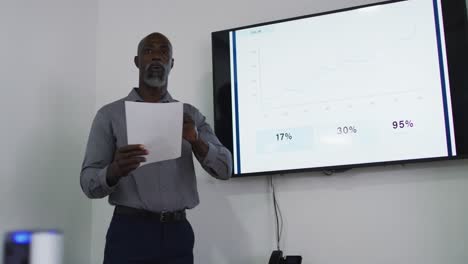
<box><xmin>80</xmin><ymin>88</ymin><xmax>232</xmax><ymax>212</ymax></box>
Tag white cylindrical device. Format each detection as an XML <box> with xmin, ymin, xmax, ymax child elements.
<box><xmin>30</xmin><ymin>231</ymin><xmax>63</xmax><ymax>264</ymax></box>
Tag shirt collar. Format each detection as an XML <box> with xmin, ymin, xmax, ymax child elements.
<box><xmin>126</xmin><ymin>88</ymin><xmax>175</xmax><ymax>103</ymax></box>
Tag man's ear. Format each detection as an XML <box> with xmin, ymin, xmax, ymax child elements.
<box><xmin>171</xmin><ymin>58</ymin><xmax>174</xmax><ymax>69</ymax></box>
<box><xmin>134</xmin><ymin>56</ymin><xmax>140</xmax><ymax>68</ymax></box>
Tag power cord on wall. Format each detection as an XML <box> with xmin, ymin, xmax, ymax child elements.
<box><xmin>269</xmin><ymin>175</ymin><xmax>284</xmax><ymax>251</ymax></box>
<box><xmin>268</xmin><ymin>175</ymin><xmax>303</xmax><ymax>264</ymax></box>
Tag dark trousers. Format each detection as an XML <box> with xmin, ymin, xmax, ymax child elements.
<box><xmin>103</xmin><ymin>213</ymin><xmax>194</xmax><ymax>264</ymax></box>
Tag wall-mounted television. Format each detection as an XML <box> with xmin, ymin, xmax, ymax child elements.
<box><xmin>212</xmin><ymin>0</ymin><xmax>468</xmax><ymax>177</ymax></box>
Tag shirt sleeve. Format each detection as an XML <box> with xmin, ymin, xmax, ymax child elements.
<box><xmin>80</xmin><ymin>110</ymin><xmax>118</xmax><ymax>198</ymax></box>
<box><xmin>190</xmin><ymin>106</ymin><xmax>233</xmax><ymax>180</ymax></box>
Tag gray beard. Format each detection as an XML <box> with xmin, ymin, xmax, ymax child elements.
<box><xmin>143</xmin><ymin>75</ymin><xmax>167</xmax><ymax>88</ymax></box>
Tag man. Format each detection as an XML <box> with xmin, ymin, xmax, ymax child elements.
<box><xmin>80</xmin><ymin>32</ymin><xmax>232</xmax><ymax>264</ymax></box>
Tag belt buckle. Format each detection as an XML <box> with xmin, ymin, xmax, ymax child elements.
<box><xmin>160</xmin><ymin>211</ymin><xmax>168</xmax><ymax>222</ymax></box>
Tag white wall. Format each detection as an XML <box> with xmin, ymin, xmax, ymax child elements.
<box><xmin>91</xmin><ymin>0</ymin><xmax>468</xmax><ymax>264</ymax></box>
<box><xmin>0</xmin><ymin>0</ymin><xmax>97</xmax><ymax>263</ymax></box>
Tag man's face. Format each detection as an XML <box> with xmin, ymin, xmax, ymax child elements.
<box><xmin>137</xmin><ymin>34</ymin><xmax>173</xmax><ymax>89</ymax></box>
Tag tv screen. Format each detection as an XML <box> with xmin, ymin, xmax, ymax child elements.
<box><xmin>212</xmin><ymin>0</ymin><xmax>468</xmax><ymax>177</ymax></box>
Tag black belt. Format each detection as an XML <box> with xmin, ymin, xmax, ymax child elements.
<box><xmin>114</xmin><ymin>205</ymin><xmax>186</xmax><ymax>222</ymax></box>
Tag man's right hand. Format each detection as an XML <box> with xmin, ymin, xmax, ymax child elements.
<box><xmin>106</xmin><ymin>144</ymin><xmax>148</xmax><ymax>186</ymax></box>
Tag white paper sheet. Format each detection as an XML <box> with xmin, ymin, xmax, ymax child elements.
<box><xmin>125</xmin><ymin>101</ymin><xmax>183</xmax><ymax>166</ymax></box>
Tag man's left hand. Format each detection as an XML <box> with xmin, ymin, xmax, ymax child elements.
<box><xmin>183</xmin><ymin>113</ymin><xmax>209</xmax><ymax>158</ymax></box>
<box><xmin>183</xmin><ymin>114</ymin><xmax>198</xmax><ymax>144</ymax></box>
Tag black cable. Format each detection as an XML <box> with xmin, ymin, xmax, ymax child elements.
<box><xmin>269</xmin><ymin>175</ymin><xmax>284</xmax><ymax>251</ymax></box>
<box><xmin>275</xmin><ymin>178</ymin><xmax>284</xmax><ymax>248</ymax></box>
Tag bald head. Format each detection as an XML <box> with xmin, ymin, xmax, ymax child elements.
<box><xmin>137</xmin><ymin>32</ymin><xmax>172</xmax><ymax>56</ymax></box>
